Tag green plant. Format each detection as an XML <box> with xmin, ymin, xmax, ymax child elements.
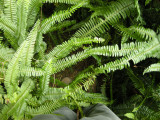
<box><xmin>0</xmin><ymin>0</ymin><xmax>160</xmax><ymax>120</ymax></box>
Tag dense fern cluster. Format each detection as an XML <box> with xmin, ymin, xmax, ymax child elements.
<box><xmin>0</xmin><ymin>0</ymin><xmax>159</xmax><ymax>120</ymax></box>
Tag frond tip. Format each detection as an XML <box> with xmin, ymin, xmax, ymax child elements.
<box><xmin>143</xmin><ymin>63</ymin><xmax>160</xmax><ymax>74</ymax></box>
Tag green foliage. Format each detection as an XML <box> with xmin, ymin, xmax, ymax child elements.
<box><xmin>73</xmin><ymin>0</ymin><xmax>135</xmax><ymax>37</ymax></box>
<box><xmin>144</xmin><ymin>63</ymin><xmax>160</xmax><ymax>74</ymax></box>
<box><xmin>0</xmin><ymin>0</ymin><xmax>159</xmax><ymax>120</ymax></box>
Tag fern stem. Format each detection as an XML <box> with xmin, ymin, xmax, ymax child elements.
<box><xmin>133</xmin><ymin>96</ymin><xmax>147</xmax><ymax>112</ymax></box>
<box><xmin>69</xmin><ymin>95</ymin><xmax>84</xmax><ymax>118</ymax></box>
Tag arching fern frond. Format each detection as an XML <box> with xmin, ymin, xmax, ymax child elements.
<box><xmin>52</xmin><ymin>50</ymin><xmax>90</xmax><ymax>73</ymax></box>
<box><xmin>23</xmin><ymin>20</ymin><xmax>40</xmax><ymax>67</ymax></box>
<box><xmin>73</xmin><ymin>0</ymin><xmax>135</xmax><ymax>37</ymax></box>
<box><xmin>4</xmin><ymin>40</ymin><xmax>29</xmax><ymax>95</ymax></box>
<box><xmin>45</xmin><ymin>37</ymin><xmax>104</xmax><ymax>61</ymax></box>
<box><xmin>53</xmin><ymin>38</ymin><xmax>158</xmax><ymax>74</ymax></box>
<box><xmin>143</xmin><ymin>63</ymin><xmax>160</xmax><ymax>74</ymax></box>
<box><xmin>40</xmin><ymin>1</ymin><xmax>86</xmax><ymax>34</ymax></box>
<box><xmin>93</xmin><ymin>38</ymin><xmax>160</xmax><ymax>75</ymax></box>
<box><xmin>73</xmin><ymin>17</ymin><xmax>108</xmax><ymax>37</ymax></box>
<box><xmin>4</xmin><ymin>20</ymin><xmax>40</xmax><ymax>95</ymax></box>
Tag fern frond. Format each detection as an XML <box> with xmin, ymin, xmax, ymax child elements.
<box><xmin>45</xmin><ymin>37</ymin><xmax>104</xmax><ymax>61</ymax></box>
<box><xmin>48</xmin><ymin>20</ymin><xmax>76</xmax><ymax>32</ymax></box>
<box><xmin>4</xmin><ymin>20</ymin><xmax>39</xmax><ymax>95</ymax></box>
<box><xmin>73</xmin><ymin>17</ymin><xmax>107</xmax><ymax>37</ymax></box>
<box><xmin>39</xmin><ymin>88</ymin><xmax>66</xmax><ymax>103</ymax></box>
<box><xmin>136</xmin><ymin>105</ymin><xmax>160</xmax><ymax>120</ymax></box>
<box><xmin>12</xmin><ymin>101</ymin><xmax>27</xmax><ymax>120</ymax></box>
<box><xmin>34</xmin><ymin>32</ymin><xmax>46</xmax><ymax>59</ymax></box>
<box><xmin>95</xmin><ymin>39</ymin><xmax>160</xmax><ymax>75</ymax></box>
<box><xmin>73</xmin><ymin>0</ymin><xmax>135</xmax><ymax>37</ymax></box>
<box><xmin>27</xmin><ymin>0</ymin><xmax>41</xmax><ymax>28</ymax></box>
<box><xmin>23</xmin><ymin>20</ymin><xmax>40</xmax><ymax>67</ymax></box>
<box><xmin>42</xmin><ymin>0</ymin><xmax>83</xmax><ymax>5</ymax></box>
<box><xmin>115</xmin><ymin>25</ymin><xmax>157</xmax><ymax>42</ymax></box>
<box><xmin>0</xmin><ymin>79</ymin><xmax>34</xmax><ymax>120</ymax></box>
<box><xmin>20</xmin><ymin>67</ymin><xmax>44</xmax><ymax>77</ymax></box>
<box><xmin>26</xmin><ymin>100</ymin><xmax>63</xmax><ymax>116</ymax></box>
<box><xmin>40</xmin><ymin>1</ymin><xmax>86</xmax><ymax>34</ymax></box>
<box><xmin>40</xmin><ymin>59</ymin><xmax>53</xmax><ymax>94</ymax></box>
<box><xmin>130</xmin><ymin>38</ymin><xmax>160</xmax><ymax>64</ymax></box>
<box><xmin>52</xmin><ymin>50</ymin><xmax>90</xmax><ymax>73</ymax></box>
<box><xmin>0</xmin><ymin>16</ymin><xmax>17</xmax><ymax>36</ymax></box>
<box><xmin>53</xmin><ymin>40</ymin><xmax>149</xmax><ymax>74</ymax></box>
<box><xmin>68</xmin><ymin>87</ymin><xmax>107</xmax><ymax>105</ymax></box>
<box><xmin>127</xmin><ymin>68</ymin><xmax>145</xmax><ymax>95</ymax></box>
<box><xmin>70</xmin><ymin>72</ymin><xmax>95</xmax><ymax>88</ymax></box>
<box><xmin>143</xmin><ymin>63</ymin><xmax>160</xmax><ymax>74</ymax></box>
<box><xmin>95</xmin><ymin>56</ymin><xmax>130</xmax><ymax>74</ymax></box>
<box><xmin>0</xmin><ymin>16</ymin><xmax>18</xmax><ymax>48</ymax></box>
<box><xmin>16</xmin><ymin>0</ymin><xmax>29</xmax><ymax>45</ymax></box>
<box><xmin>4</xmin><ymin>40</ymin><xmax>29</xmax><ymax>95</ymax></box>
<box><xmin>4</xmin><ymin>0</ymin><xmax>17</xmax><ymax>23</ymax></box>
<box><xmin>89</xmin><ymin>45</ymin><xmax>131</xmax><ymax>57</ymax></box>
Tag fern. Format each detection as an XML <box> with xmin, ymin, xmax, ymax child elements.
<box><xmin>48</xmin><ymin>20</ymin><xmax>76</xmax><ymax>32</ymax></box>
<box><xmin>40</xmin><ymin>59</ymin><xmax>53</xmax><ymax>94</ymax></box>
<box><xmin>40</xmin><ymin>1</ymin><xmax>86</xmax><ymax>34</ymax></box>
<box><xmin>44</xmin><ymin>37</ymin><xmax>104</xmax><ymax>62</ymax></box>
<box><xmin>0</xmin><ymin>0</ymin><xmax>159</xmax><ymax>119</ymax></box>
<box><xmin>26</xmin><ymin>100</ymin><xmax>63</xmax><ymax>116</ymax></box>
<box><xmin>135</xmin><ymin>105</ymin><xmax>160</xmax><ymax>120</ymax></box>
<box><xmin>23</xmin><ymin>20</ymin><xmax>40</xmax><ymax>67</ymax></box>
<box><xmin>4</xmin><ymin>0</ymin><xmax>17</xmax><ymax>23</ymax></box>
<box><xmin>143</xmin><ymin>63</ymin><xmax>160</xmax><ymax>74</ymax></box>
<box><xmin>0</xmin><ymin>79</ymin><xmax>34</xmax><ymax>120</ymax></box>
<box><xmin>0</xmin><ymin>45</ymin><xmax>15</xmax><ymax>61</ymax></box>
<box><xmin>4</xmin><ymin>40</ymin><xmax>29</xmax><ymax>95</ymax></box>
<box><xmin>115</xmin><ymin>25</ymin><xmax>157</xmax><ymax>42</ymax></box>
<box><xmin>27</xmin><ymin>0</ymin><xmax>41</xmax><ymax>29</ymax></box>
<box><xmin>73</xmin><ymin>0</ymin><xmax>135</xmax><ymax>37</ymax></box>
<box><xmin>127</xmin><ymin>68</ymin><xmax>145</xmax><ymax>95</ymax></box>
<box><xmin>0</xmin><ymin>16</ymin><xmax>17</xmax><ymax>36</ymax></box>
<box><xmin>16</xmin><ymin>0</ymin><xmax>29</xmax><ymax>45</ymax></box>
